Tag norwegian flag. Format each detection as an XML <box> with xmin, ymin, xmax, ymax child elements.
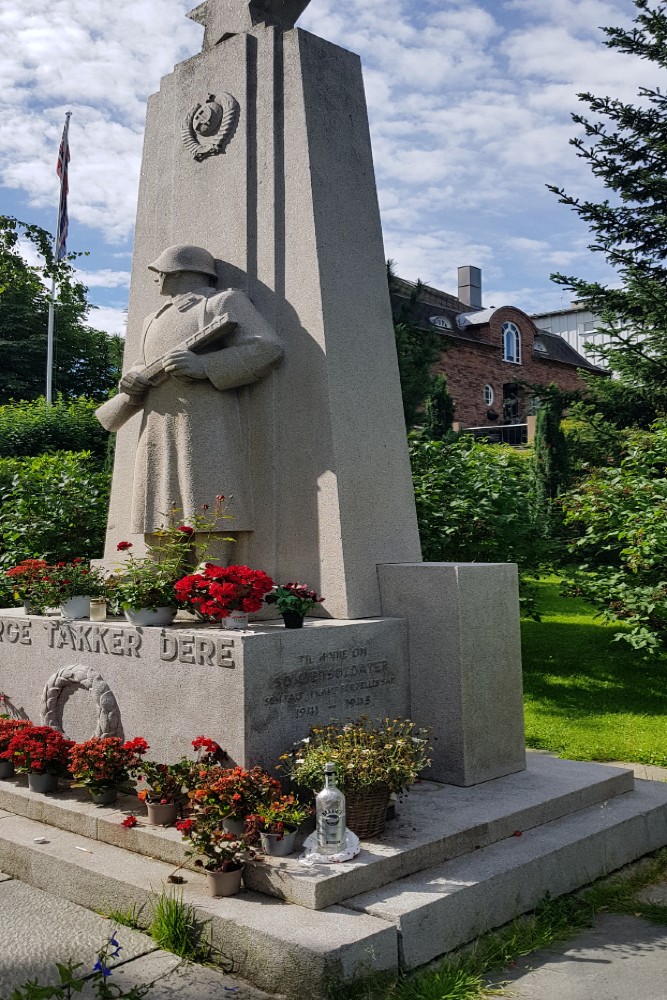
<box><xmin>55</xmin><ymin>113</ymin><xmax>71</xmax><ymax>261</ymax></box>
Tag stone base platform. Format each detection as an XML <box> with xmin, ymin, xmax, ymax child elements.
<box><xmin>0</xmin><ymin>758</ymin><xmax>666</xmax><ymax>997</ymax></box>
<box><xmin>0</xmin><ymin>611</ymin><xmax>409</xmax><ymax>770</ymax></box>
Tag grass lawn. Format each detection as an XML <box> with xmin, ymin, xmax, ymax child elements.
<box><xmin>521</xmin><ymin>577</ymin><xmax>667</xmax><ymax>767</ymax></box>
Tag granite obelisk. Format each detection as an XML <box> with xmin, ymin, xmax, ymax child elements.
<box><xmin>101</xmin><ymin>0</ymin><xmax>422</xmax><ymax>619</ymax></box>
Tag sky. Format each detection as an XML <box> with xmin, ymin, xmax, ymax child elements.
<box><xmin>0</xmin><ymin>0</ymin><xmax>646</xmax><ymax>337</ymax></box>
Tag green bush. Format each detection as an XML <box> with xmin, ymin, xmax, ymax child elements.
<box><xmin>561</xmin><ymin>419</ymin><xmax>667</xmax><ymax>653</ymax></box>
<box><xmin>410</xmin><ymin>434</ymin><xmax>544</xmax><ymax>570</ymax></box>
<box><xmin>0</xmin><ymin>452</ymin><xmax>111</xmax><ymax>601</ymax></box>
<box><xmin>0</xmin><ymin>396</ymin><xmax>109</xmax><ymax>460</ymax></box>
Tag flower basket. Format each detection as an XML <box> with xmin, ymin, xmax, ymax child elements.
<box><xmin>344</xmin><ymin>783</ymin><xmax>392</xmax><ymax>840</ymax></box>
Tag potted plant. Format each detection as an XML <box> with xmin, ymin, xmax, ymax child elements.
<box><xmin>134</xmin><ymin>759</ymin><xmax>193</xmax><ymax>826</ymax></box>
<box><xmin>175</xmin><ymin>814</ymin><xmax>254</xmax><ymax>897</ymax></box>
<box><xmin>2</xmin><ymin>724</ymin><xmax>74</xmax><ymax>793</ymax></box>
<box><xmin>265</xmin><ymin>581</ymin><xmax>324</xmax><ymax>628</ymax></box>
<box><xmin>245</xmin><ymin>794</ymin><xmax>312</xmax><ymax>857</ymax></box>
<box><xmin>29</xmin><ymin>559</ymin><xmax>106</xmax><ymax>619</ymax></box>
<box><xmin>68</xmin><ymin>735</ymin><xmax>149</xmax><ymax>806</ymax></box>
<box><xmin>109</xmin><ymin>500</ymin><xmax>232</xmax><ymax>626</ymax></box>
<box><xmin>188</xmin><ymin>765</ymin><xmax>282</xmax><ymax>835</ymax></box>
<box><xmin>279</xmin><ymin>716</ymin><xmax>432</xmax><ymax>840</ymax></box>
<box><xmin>5</xmin><ymin>559</ymin><xmax>49</xmax><ymax>613</ymax></box>
<box><xmin>175</xmin><ymin>564</ymin><xmax>274</xmax><ymax>629</ymax></box>
<box><xmin>131</xmin><ymin>735</ymin><xmax>229</xmax><ymax>825</ymax></box>
<box><xmin>0</xmin><ymin>717</ymin><xmax>33</xmax><ymax>779</ymax></box>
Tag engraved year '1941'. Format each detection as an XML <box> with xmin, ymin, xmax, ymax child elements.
<box><xmin>295</xmin><ymin>705</ymin><xmax>319</xmax><ymax>719</ymax></box>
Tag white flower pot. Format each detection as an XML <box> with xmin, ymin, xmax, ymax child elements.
<box><xmin>60</xmin><ymin>596</ymin><xmax>90</xmax><ymax>619</ymax></box>
<box><xmin>222</xmin><ymin>611</ymin><xmax>249</xmax><ymax>630</ymax></box>
<box><xmin>123</xmin><ymin>607</ymin><xmax>177</xmax><ymax>627</ymax></box>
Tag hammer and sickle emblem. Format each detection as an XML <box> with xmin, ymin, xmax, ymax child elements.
<box><xmin>181</xmin><ymin>92</ymin><xmax>240</xmax><ymax>162</ymax></box>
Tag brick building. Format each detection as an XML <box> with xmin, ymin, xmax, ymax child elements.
<box><xmin>391</xmin><ymin>267</ymin><xmax>606</xmax><ymax>430</ymax></box>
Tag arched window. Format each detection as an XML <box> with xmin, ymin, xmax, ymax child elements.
<box><xmin>483</xmin><ymin>384</ymin><xmax>494</xmax><ymax>405</ymax></box>
<box><xmin>502</xmin><ymin>322</ymin><xmax>521</xmax><ymax>364</ymax></box>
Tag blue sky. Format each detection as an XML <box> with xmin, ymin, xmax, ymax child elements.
<box><xmin>0</xmin><ymin>0</ymin><xmax>642</xmax><ymax>336</ymax></box>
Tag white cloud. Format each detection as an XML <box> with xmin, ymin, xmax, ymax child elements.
<box><xmin>87</xmin><ymin>305</ymin><xmax>127</xmax><ymax>337</ymax></box>
<box><xmin>0</xmin><ymin>0</ymin><xmax>641</xmax><ymax>319</ymax></box>
<box><xmin>76</xmin><ymin>268</ymin><xmax>131</xmax><ymax>289</ymax></box>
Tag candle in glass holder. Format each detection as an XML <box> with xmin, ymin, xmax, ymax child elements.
<box><xmin>89</xmin><ymin>598</ymin><xmax>107</xmax><ymax>622</ymax></box>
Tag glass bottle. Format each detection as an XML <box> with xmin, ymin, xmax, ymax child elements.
<box><xmin>315</xmin><ymin>762</ymin><xmax>346</xmax><ymax>855</ymax></box>
<box><xmin>89</xmin><ymin>598</ymin><xmax>107</xmax><ymax>622</ymax></box>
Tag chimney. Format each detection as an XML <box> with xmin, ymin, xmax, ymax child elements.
<box><xmin>458</xmin><ymin>266</ymin><xmax>482</xmax><ymax>309</ymax></box>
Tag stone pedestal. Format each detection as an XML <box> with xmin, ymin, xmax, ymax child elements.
<box><xmin>0</xmin><ymin>611</ymin><xmax>408</xmax><ymax>768</ymax></box>
<box><xmin>378</xmin><ymin>562</ymin><xmax>526</xmax><ymax>786</ymax></box>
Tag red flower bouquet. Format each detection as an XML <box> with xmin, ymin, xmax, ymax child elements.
<box><xmin>2</xmin><ymin>725</ymin><xmax>74</xmax><ymax>776</ymax></box>
<box><xmin>174</xmin><ymin>564</ymin><xmax>274</xmax><ymax>621</ymax></box>
<box><xmin>0</xmin><ymin>717</ymin><xmax>33</xmax><ymax>754</ymax></box>
<box><xmin>189</xmin><ymin>765</ymin><xmax>281</xmax><ymax>823</ymax></box>
<box><xmin>69</xmin><ymin>736</ymin><xmax>149</xmax><ymax>797</ymax></box>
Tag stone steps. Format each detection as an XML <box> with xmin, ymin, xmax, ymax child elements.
<box><xmin>0</xmin><ymin>755</ymin><xmax>635</xmax><ymax>909</ymax></box>
<box><xmin>0</xmin><ymin>764</ymin><xmax>666</xmax><ymax>996</ymax></box>
<box><xmin>0</xmin><ymin>811</ymin><xmax>397</xmax><ymax>1000</ymax></box>
<box><xmin>344</xmin><ymin>779</ymin><xmax>667</xmax><ymax>970</ymax></box>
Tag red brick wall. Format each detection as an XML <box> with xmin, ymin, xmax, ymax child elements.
<box><xmin>433</xmin><ymin>306</ymin><xmax>594</xmax><ymax>427</ymax></box>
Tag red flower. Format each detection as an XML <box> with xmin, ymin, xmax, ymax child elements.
<box><xmin>177</xmin><ymin>525</ymin><xmax>195</xmax><ymax>536</ymax></box>
<box><xmin>175</xmin><ymin>818</ymin><xmax>194</xmax><ymax>834</ymax></box>
<box><xmin>117</xmin><ymin>541</ymin><xmax>133</xmax><ymax>551</ymax></box>
<box><xmin>216</xmin><ymin>495</ymin><xmax>225</xmax><ymax>501</ymax></box>
<box><xmin>121</xmin><ymin>815</ymin><xmax>138</xmax><ymax>828</ymax></box>
<box><xmin>123</xmin><ymin>736</ymin><xmax>149</xmax><ymax>755</ymax></box>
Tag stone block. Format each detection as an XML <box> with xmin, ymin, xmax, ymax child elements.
<box><xmin>0</xmin><ymin>611</ymin><xmax>408</xmax><ymax>767</ymax></box>
<box><xmin>344</xmin><ymin>780</ymin><xmax>667</xmax><ymax>969</ymax></box>
<box><xmin>0</xmin><ymin>755</ymin><xmax>636</xmax><ymax>911</ymax></box>
<box><xmin>378</xmin><ymin>562</ymin><xmax>526</xmax><ymax>785</ymax></box>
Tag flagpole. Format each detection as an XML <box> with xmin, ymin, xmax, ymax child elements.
<box><xmin>47</xmin><ymin>111</ymin><xmax>72</xmax><ymax>405</ymax></box>
<box><xmin>46</xmin><ymin>277</ymin><xmax>56</xmax><ymax>404</ymax></box>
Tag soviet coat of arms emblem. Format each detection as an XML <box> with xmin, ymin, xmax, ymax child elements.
<box><xmin>181</xmin><ymin>93</ymin><xmax>240</xmax><ymax>162</ymax></box>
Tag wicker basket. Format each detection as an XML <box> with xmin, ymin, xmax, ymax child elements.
<box><xmin>345</xmin><ymin>784</ymin><xmax>391</xmax><ymax>840</ymax></box>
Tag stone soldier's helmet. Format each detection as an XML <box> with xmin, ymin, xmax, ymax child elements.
<box><xmin>148</xmin><ymin>245</ymin><xmax>217</xmax><ymax>279</ymax></box>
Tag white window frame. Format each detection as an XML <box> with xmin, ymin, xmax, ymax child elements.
<box><xmin>502</xmin><ymin>322</ymin><xmax>521</xmax><ymax>364</ymax></box>
<box><xmin>483</xmin><ymin>384</ymin><xmax>494</xmax><ymax>406</ymax></box>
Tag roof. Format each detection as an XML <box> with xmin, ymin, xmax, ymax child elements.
<box><xmin>533</xmin><ymin>329</ymin><xmax>606</xmax><ymax>373</ymax></box>
<box><xmin>390</xmin><ymin>278</ymin><xmax>607</xmax><ymax>373</ymax></box>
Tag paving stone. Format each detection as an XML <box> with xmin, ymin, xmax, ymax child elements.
<box><xmin>0</xmin><ymin>880</ymin><xmax>155</xmax><ymax>994</ymax></box>
<box><xmin>486</xmin><ymin>913</ymin><xmax>667</xmax><ymax>1000</ymax></box>
<box><xmin>80</xmin><ymin>950</ymin><xmax>283</xmax><ymax>999</ymax></box>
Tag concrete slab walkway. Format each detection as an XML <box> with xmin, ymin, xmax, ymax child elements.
<box><xmin>0</xmin><ymin>875</ymin><xmax>281</xmax><ymax>999</ymax></box>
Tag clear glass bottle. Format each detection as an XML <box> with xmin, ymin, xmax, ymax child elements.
<box><xmin>315</xmin><ymin>762</ymin><xmax>346</xmax><ymax>855</ymax></box>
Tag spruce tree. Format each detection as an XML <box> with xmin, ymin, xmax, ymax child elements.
<box><xmin>387</xmin><ymin>261</ymin><xmax>442</xmax><ymax>429</ymax></box>
<box><xmin>423</xmin><ymin>374</ymin><xmax>455</xmax><ymax>440</ymax></box>
<box><xmin>548</xmin><ymin>0</ymin><xmax>667</xmax><ymax>407</ymax></box>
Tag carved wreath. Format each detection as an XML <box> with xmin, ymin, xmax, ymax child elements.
<box><xmin>41</xmin><ymin>665</ymin><xmax>123</xmax><ymax>740</ymax></box>
<box><xmin>182</xmin><ymin>92</ymin><xmax>240</xmax><ymax>162</ymax></box>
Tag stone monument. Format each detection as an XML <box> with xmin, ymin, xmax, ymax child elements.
<box><xmin>0</xmin><ymin>0</ymin><xmax>526</xmax><ymax>786</ymax></box>
<box><xmin>99</xmin><ymin>0</ymin><xmax>423</xmax><ymax>621</ymax></box>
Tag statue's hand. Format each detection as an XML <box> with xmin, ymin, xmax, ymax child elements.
<box><xmin>163</xmin><ymin>349</ymin><xmax>208</xmax><ymax>380</ymax></box>
<box><xmin>119</xmin><ymin>370</ymin><xmax>151</xmax><ymax>399</ymax></box>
